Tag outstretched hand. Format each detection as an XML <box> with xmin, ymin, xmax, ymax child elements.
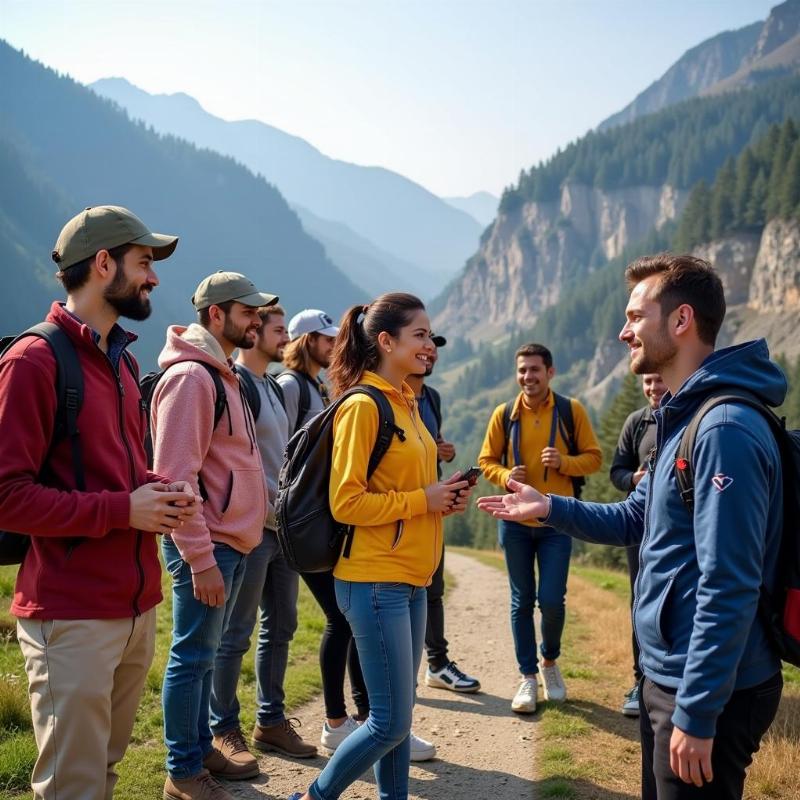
<box><xmin>476</xmin><ymin>478</ymin><xmax>550</xmax><ymax>522</ymax></box>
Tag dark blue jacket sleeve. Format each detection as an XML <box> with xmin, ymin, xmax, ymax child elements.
<box><xmin>610</xmin><ymin>410</ymin><xmax>639</xmax><ymax>493</ymax></box>
<box><xmin>546</xmin><ymin>478</ymin><xmax>646</xmax><ymax>546</ymax></box>
<box><xmin>671</xmin><ymin>417</ymin><xmax>775</xmax><ymax>738</ymax></box>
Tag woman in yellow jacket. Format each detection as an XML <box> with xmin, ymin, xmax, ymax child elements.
<box><xmin>289</xmin><ymin>293</ymin><xmax>471</xmax><ymax>800</ymax></box>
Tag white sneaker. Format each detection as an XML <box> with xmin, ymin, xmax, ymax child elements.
<box><xmin>511</xmin><ymin>678</ymin><xmax>537</xmax><ymax>713</ymax></box>
<box><xmin>409</xmin><ymin>730</ymin><xmax>436</xmax><ymax>761</ymax></box>
<box><xmin>425</xmin><ymin>661</ymin><xmax>481</xmax><ymax>693</ymax></box>
<box><xmin>539</xmin><ymin>663</ymin><xmax>567</xmax><ymax>702</ymax></box>
<box><xmin>320</xmin><ymin>716</ymin><xmax>360</xmax><ymax>753</ymax></box>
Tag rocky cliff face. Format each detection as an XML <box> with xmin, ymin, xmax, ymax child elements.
<box><xmin>433</xmin><ymin>183</ymin><xmax>687</xmax><ymax>341</ymax></box>
<box><xmin>581</xmin><ymin>220</ymin><xmax>800</xmax><ymax>410</ymax></box>
<box><xmin>748</xmin><ymin>217</ymin><xmax>800</xmax><ymax>311</ymax></box>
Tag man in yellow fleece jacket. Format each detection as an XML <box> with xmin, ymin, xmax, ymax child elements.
<box><xmin>479</xmin><ymin>342</ymin><xmax>601</xmax><ymax>714</ymax></box>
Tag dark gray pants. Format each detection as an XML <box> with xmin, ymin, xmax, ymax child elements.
<box><xmin>425</xmin><ymin>548</ymin><xmax>449</xmax><ymax>670</ymax></box>
<box><xmin>640</xmin><ymin>672</ymin><xmax>782</xmax><ymax>799</ymax></box>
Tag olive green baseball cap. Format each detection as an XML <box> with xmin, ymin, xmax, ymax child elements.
<box><xmin>191</xmin><ymin>271</ymin><xmax>278</xmax><ymax>310</ymax></box>
<box><xmin>52</xmin><ymin>206</ymin><xmax>178</xmax><ymax>269</ymax></box>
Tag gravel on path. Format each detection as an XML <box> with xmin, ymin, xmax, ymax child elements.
<box><xmin>228</xmin><ymin>550</ymin><xmax>534</xmax><ymax>800</ymax></box>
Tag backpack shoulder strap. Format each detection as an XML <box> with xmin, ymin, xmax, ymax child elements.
<box><xmin>676</xmin><ymin>389</ymin><xmax>779</xmax><ymax>513</ymax></box>
<box><xmin>8</xmin><ymin>323</ymin><xmax>86</xmax><ymax>490</ymax></box>
<box><xmin>197</xmin><ymin>362</ymin><xmax>227</xmax><ymax>430</ymax></box>
<box><xmin>266</xmin><ymin>374</ymin><xmax>286</xmax><ymax>410</ymax></box>
<box><xmin>631</xmin><ymin>407</ymin><xmax>651</xmax><ymax>455</ymax></box>
<box><xmin>424</xmin><ymin>384</ymin><xmax>442</xmax><ymax>432</ymax></box>
<box><xmin>343</xmin><ymin>385</ymin><xmax>403</xmax><ymax>479</ymax></box>
<box><xmin>501</xmin><ymin>399</ymin><xmax>518</xmax><ymax>467</ymax></box>
<box><xmin>236</xmin><ymin>366</ymin><xmax>262</xmax><ymax>422</ymax></box>
<box><xmin>553</xmin><ymin>392</ymin><xmax>577</xmax><ymax>454</ymax></box>
<box><xmin>338</xmin><ymin>385</ymin><xmax>405</xmax><ymax>559</ymax></box>
<box><xmin>284</xmin><ymin>369</ymin><xmax>312</xmax><ymax>431</ymax></box>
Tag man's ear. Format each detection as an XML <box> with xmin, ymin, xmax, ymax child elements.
<box><xmin>673</xmin><ymin>303</ymin><xmax>695</xmax><ymax>337</ymax></box>
<box><xmin>547</xmin><ymin>366</ymin><xmax>556</xmax><ymax>380</ymax></box>
<box><xmin>92</xmin><ymin>249</ymin><xmax>114</xmax><ymax>281</ymax></box>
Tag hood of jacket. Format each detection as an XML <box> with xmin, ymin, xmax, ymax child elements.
<box><xmin>157</xmin><ymin>323</ymin><xmax>234</xmax><ymax>376</ymax></box>
<box><xmin>662</xmin><ymin>338</ymin><xmax>787</xmax><ymax>419</ymax></box>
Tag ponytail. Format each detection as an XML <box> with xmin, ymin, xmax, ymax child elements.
<box><xmin>328</xmin><ymin>293</ymin><xmax>425</xmax><ymax>397</ymax></box>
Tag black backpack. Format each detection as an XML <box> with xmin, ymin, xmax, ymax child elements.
<box><xmin>674</xmin><ymin>389</ymin><xmax>800</xmax><ymax>667</ymax></box>
<box><xmin>139</xmin><ymin>362</ymin><xmax>227</xmax><ymax>470</ymax></box>
<box><xmin>237</xmin><ymin>366</ymin><xmax>286</xmax><ymax>422</ymax></box>
<box><xmin>501</xmin><ymin>392</ymin><xmax>585</xmax><ymax>499</ymax></box>
<box><xmin>275</xmin><ymin>385</ymin><xmax>404</xmax><ymax>573</ymax></box>
<box><xmin>0</xmin><ymin>323</ymin><xmax>133</xmax><ymax>565</ymax></box>
<box><xmin>280</xmin><ymin>369</ymin><xmax>315</xmax><ymax>433</ymax></box>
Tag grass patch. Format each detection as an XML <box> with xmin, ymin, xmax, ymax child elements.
<box><xmin>0</xmin><ymin>562</ymin><xmax>325</xmax><ymax>799</ymax></box>
<box><xmin>539</xmin><ymin>778</ymin><xmax>577</xmax><ymax>798</ymax></box>
<box><xmin>539</xmin><ymin>706</ymin><xmax>591</xmax><ymax>739</ymax></box>
<box><xmin>570</xmin><ymin>565</ymin><xmax>629</xmax><ymax>601</ymax></box>
<box><xmin>0</xmin><ymin>732</ymin><xmax>36</xmax><ymax>793</ymax></box>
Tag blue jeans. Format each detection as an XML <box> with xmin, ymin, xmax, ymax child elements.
<box><xmin>309</xmin><ymin>581</ymin><xmax>427</xmax><ymax>800</ymax></box>
<box><xmin>498</xmin><ymin>521</ymin><xmax>572</xmax><ymax>675</ymax></box>
<box><xmin>161</xmin><ymin>537</ymin><xmax>247</xmax><ymax>778</ymax></box>
<box><xmin>210</xmin><ymin>530</ymin><xmax>299</xmax><ymax>732</ymax></box>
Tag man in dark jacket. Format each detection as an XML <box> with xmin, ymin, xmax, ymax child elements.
<box><xmin>406</xmin><ymin>335</ymin><xmax>481</xmax><ymax>696</ymax></box>
<box><xmin>610</xmin><ymin>372</ymin><xmax>666</xmax><ymax>717</ymax></box>
<box><xmin>478</xmin><ymin>254</ymin><xmax>785</xmax><ymax>800</ymax></box>
<box><xmin>0</xmin><ymin>206</ymin><xmax>199</xmax><ymax>800</ymax></box>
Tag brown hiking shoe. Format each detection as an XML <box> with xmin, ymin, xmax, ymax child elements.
<box><xmin>163</xmin><ymin>769</ymin><xmax>235</xmax><ymax>800</ymax></box>
<box><xmin>252</xmin><ymin>717</ymin><xmax>318</xmax><ymax>758</ymax></box>
<box><xmin>208</xmin><ymin>728</ymin><xmax>260</xmax><ymax>779</ymax></box>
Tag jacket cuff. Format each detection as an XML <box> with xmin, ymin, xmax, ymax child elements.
<box><xmin>186</xmin><ymin>548</ymin><xmax>218</xmax><ymax>574</ymax></box>
<box><xmin>545</xmin><ymin>494</ymin><xmax>571</xmax><ymax>528</ymax></box>
<box><xmin>671</xmin><ymin>705</ymin><xmax>717</xmax><ymax>739</ymax></box>
<box><xmin>409</xmin><ymin>488</ymin><xmax>428</xmax><ymax>517</ymax></box>
<box><xmin>109</xmin><ymin>491</ymin><xmax>132</xmax><ymax>531</ymax></box>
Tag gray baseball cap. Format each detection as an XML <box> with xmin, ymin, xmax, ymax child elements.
<box><xmin>52</xmin><ymin>205</ymin><xmax>178</xmax><ymax>269</ymax></box>
<box><xmin>288</xmin><ymin>309</ymin><xmax>339</xmax><ymax>340</ymax></box>
<box><xmin>191</xmin><ymin>271</ymin><xmax>278</xmax><ymax>310</ymax></box>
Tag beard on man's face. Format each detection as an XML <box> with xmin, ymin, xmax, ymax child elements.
<box><xmin>223</xmin><ymin>317</ymin><xmax>256</xmax><ymax>350</ymax></box>
<box><xmin>631</xmin><ymin>319</ymin><xmax>677</xmax><ymax>375</ymax></box>
<box><xmin>104</xmin><ymin>268</ymin><xmax>153</xmax><ymax>321</ymax></box>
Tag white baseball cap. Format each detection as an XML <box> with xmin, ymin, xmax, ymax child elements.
<box><xmin>288</xmin><ymin>309</ymin><xmax>339</xmax><ymax>341</ymax></box>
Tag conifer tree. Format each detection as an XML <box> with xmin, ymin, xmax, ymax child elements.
<box><xmin>710</xmin><ymin>158</ymin><xmax>737</xmax><ymax>239</ymax></box>
<box><xmin>766</xmin><ymin>119</ymin><xmax>798</xmax><ymax>219</ymax></box>
<box><xmin>779</xmin><ymin>139</ymin><xmax>800</xmax><ymax>218</ymax></box>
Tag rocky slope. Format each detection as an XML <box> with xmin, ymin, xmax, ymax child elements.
<box><xmin>432</xmin><ymin>182</ymin><xmax>687</xmax><ymax>341</ymax></box>
<box><xmin>583</xmin><ymin>219</ymin><xmax>800</xmax><ymax>410</ymax></box>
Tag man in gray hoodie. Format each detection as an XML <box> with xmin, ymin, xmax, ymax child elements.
<box><xmin>210</xmin><ymin>303</ymin><xmax>317</xmax><ymax>768</ymax></box>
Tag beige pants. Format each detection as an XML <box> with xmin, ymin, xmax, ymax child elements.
<box><xmin>17</xmin><ymin>609</ymin><xmax>156</xmax><ymax>800</ymax></box>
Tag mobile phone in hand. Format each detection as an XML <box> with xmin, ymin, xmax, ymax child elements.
<box><xmin>461</xmin><ymin>466</ymin><xmax>482</xmax><ymax>485</ymax></box>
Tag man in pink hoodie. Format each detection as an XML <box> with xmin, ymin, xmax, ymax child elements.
<box><xmin>150</xmin><ymin>271</ymin><xmax>272</xmax><ymax>800</ymax></box>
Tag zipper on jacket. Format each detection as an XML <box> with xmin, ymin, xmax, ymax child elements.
<box><xmin>103</xmin><ymin>352</ymin><xmax>144</xmax><ymax>617</ymax></box>
<box><xmin>631</xmin><ymin>407</ymin><xmax>666</xmax><ymax>663</ymax></box>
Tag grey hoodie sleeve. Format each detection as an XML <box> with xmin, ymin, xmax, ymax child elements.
<box><xmin>277</xmin><ymin>373</ymin><xmax>300</xmax><ymax>434</ymax></box>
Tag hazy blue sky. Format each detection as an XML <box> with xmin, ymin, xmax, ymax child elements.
<box><xmin>1</xmin><ymin>0</ymin><xmax>776</xmax><ymax>197</ymax></box>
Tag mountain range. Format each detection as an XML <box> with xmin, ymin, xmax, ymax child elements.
<box><xmin>89</xmin><ymin>77</ymin><xmax>483</xmax><ymax>297</ymax></box>
<box><xmin>433</xmin><ymin>1</ymin><xmax>800</xmax><ymax>374</ymax></box>
<box><xmin>0</xmin><ymin>40</ymin><xmax>365</xmax><ymax>369</ymax></box>
<box><xmin>599</xmin><ymin>0</ymin><xmax>800</xmax><ymax>130</ymax></box>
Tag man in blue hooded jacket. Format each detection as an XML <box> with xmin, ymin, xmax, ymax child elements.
<box><xmin>477</xmin><ymin>253</ymin><xmax>785</xmax><ymax>800</ymax></box>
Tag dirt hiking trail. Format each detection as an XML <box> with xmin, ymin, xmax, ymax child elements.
<box><xmin>229</xmin><ymin>550</ymin><xmax>535</xmax><ymax>799</ymax></box>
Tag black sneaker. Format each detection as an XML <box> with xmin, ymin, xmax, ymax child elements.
<box><xmin>425</xmin><ymin>661</ymin><xmax>481</xmax><ymax>693</ymax></box>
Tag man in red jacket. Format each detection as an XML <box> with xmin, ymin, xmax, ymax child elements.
<box><xmin>0</xmin><ymin>206</ymin><xmax>201</xmax><ymax>800</ymax></box>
